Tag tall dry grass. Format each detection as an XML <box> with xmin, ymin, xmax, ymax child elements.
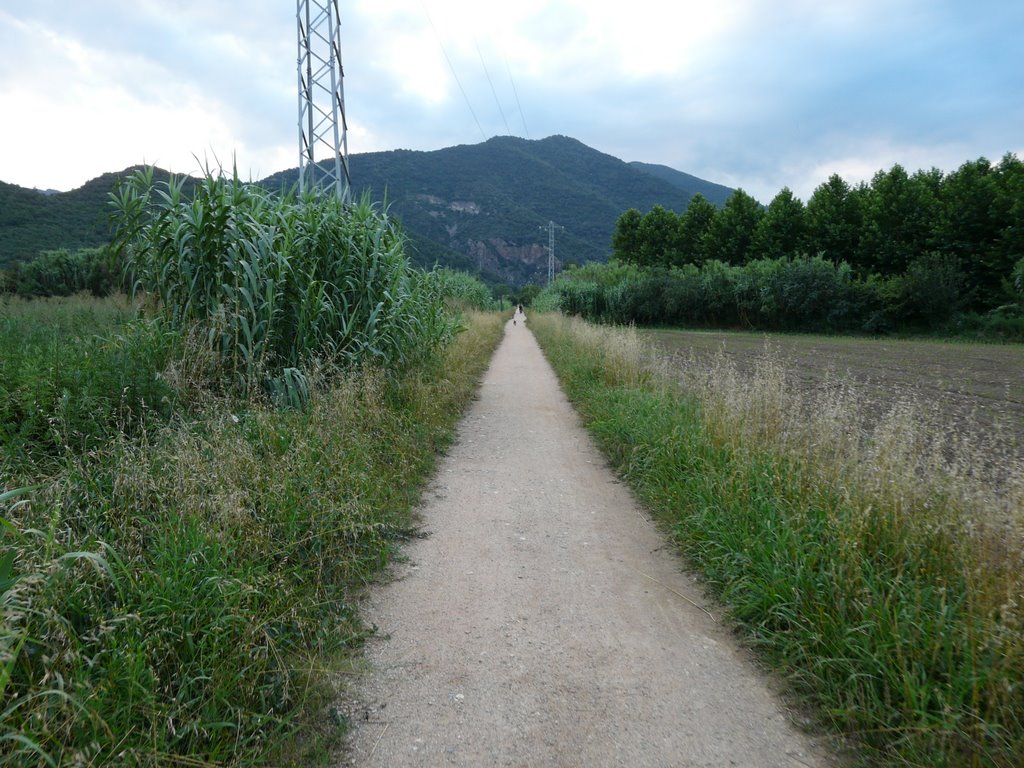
<box><xmin>532</xmin><ymin>313</ymin><xmax>1024</xmax><ymax>767</ymax></box>
<box><xmin>672</xmin><ymin>342</ymin><xmax>1024</xmax><ymax>532</ymax></box>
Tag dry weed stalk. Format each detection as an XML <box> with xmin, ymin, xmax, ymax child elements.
<box><xmin>539</xmin><ymin>315</ymin><xmax>1024</xmax><ymax>764</ymax></box>
<box><xmin>666</xmin><ymin>340</ymin><xmax>1023</xmax><ymax>535</ymax></box>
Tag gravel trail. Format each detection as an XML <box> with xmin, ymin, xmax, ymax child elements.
<box><xmin>343</xmin><ymin>316</ymin><xmax>838</xmax><ymax>767</ymax></box>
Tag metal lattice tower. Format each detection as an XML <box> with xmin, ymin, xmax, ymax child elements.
<box><xmin>297</xmin><ymin>0</ymin><xmax>351</xmax><ymax>201</ymax></box>
<box><xmin>547</xmin><ymin>221</ymin><xmax>556</xmax><ymax>283</ymax></box>
<box><xmin>541</xmin><ymin>220</ymin><xmax>562</xmax><ymax>284</ymax></box>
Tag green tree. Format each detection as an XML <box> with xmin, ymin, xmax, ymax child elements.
<box><xmin>805</xmin><ymin>174</ymin><xmax>863</xmax><ymax>269</ymax></box>
<box><xmin>992</xmin><ymin>153</ymin><xmax>1024</xmax><ymax>306</ymax></box>
<box><xmin>519</xmin><ymin>282</ymin><xmax>543</xmax><ymax>306</ymax></box>
<box><xmin>11</xmin><ymin>248</ymin><xmax>116</xmax><ymax>297</ymax></box>
<box><xmin>637</xmin><ymin>205</ymin><xmax>682</xmax><ymax>267</ymax></box>
<box><xmin>1012</xmin><ymin>256</ymin><xmax>1024</xmax><ymax>301</ymax></box>
<box><xmin>611</xmin><ymin>208</ymin><xmax>643</xmax><ymax>264</ymax></box>
<box><xmin>491</xmin><ymin>282</ymin><xmax>514</xmax><ymax>302</ymax></box>
<box><xmin>858</xmin><ymin>164</ymin><xmax>940</xmax><ymax>276</ymax></box>
<box><xmin>935</xmin><ymin>158</ymin><xmax>1001</xmax><ymax>310</ymax></box>
<box><xmin>705</xmin><ymin>189</ymin><xmax>764</xmax><ymax>265</ymax></box>
<box><xmin>751</xmin><ymin>187</ymin><xmax>806</xmax><ymax>260</ymax></box>
<box><xmin>677</xmin><ymin>193</ymin><xmax>717</xmax><ymax>266</ymax></box>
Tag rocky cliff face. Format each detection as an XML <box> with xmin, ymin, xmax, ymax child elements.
<box><xmin>408</xmin><ymin>193</ymin><xmax>553</xmax><ymax>284</ymax></box>
<box><xmin>466</xmin><ymin>239</ymin><xmax>551</xmax><ymax>285</ymax></box>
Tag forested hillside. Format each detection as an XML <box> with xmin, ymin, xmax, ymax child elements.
<box><xmin>0</xmin><ymin>168</ymin><xmax>195</xmax><ymax>269</ymax></box>
<box><xmin>1</xmin><ymin>137</ymin><xmax>731</xmax><ymax>285</ymax></box>
<box><xmin>0</xmin><ymin>175</ymin><xmax>115</xmax><ymax>266</ymax></box>
<box><xmin>264</xmin><ymin>135</ymin><xmax>724</xmax><ymax>284</ymax></box>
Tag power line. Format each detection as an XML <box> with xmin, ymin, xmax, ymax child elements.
<box><xmin>476</xmin><ymin>40</ymin><xmax>511</xmax><ymax>136</ymax></box>
<box><xmin>420</xmin><ymin>2</ymin><xmax>488</xmax><ymax>142</ymax></box>
<box><xmin>506</xmin><ymin>59</ymin><xmax>529</xmax><ymax>138</ymax></box>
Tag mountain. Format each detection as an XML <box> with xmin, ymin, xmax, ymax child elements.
<box><xmin>0</xmin><ymin>174</ymin><xmax>117</xmax><ymax>267</ymax></box>
<box><xmin>2</xmin><ymin>136</ymin><xmax>735</xmax><ymax>285</ymax></box>
<box><xmin>628</xmin><ymin>161</ymin><xmax>736</xmax><ymax>207</ymax></box>
<box><xmin>0</xmin><ymin>167</ymin><xmax>185</xmax><ymax>269</ymax></box>
<box><xmin>267</xmin><ymin>136</ymin><xmax>735</xmax><ymax>284</ymax></box>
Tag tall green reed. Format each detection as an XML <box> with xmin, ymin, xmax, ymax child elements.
<box><xmin>110</xmin><ymin>167</ymin><xmax>457</xmax><ymax>399</ymax></box>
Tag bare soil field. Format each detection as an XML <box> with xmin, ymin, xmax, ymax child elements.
<box><xmin>644</xmin><ymin>329</ymin><xmax>1024</xmax><ymax>465</ymax></box>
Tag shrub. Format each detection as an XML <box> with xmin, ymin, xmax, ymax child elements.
<box><xmin>890</xmin><ymin>251</ymin><xmax>964</xmax><ymax>327</ymax></box>
<box><xmin>6</xmin><ymin>248</ymin><xmax>121</xmax><ymax>299</ymax></box>
<box><xmin>659</xmin><ymin>265</ymin><xmax>703</xmax><ymax>325</ymax></box>
<box><xmin>435</xmin><ymin>268</ymin><xmax>494</xmax><ymax>311</ymax></box>
<box><xmin>955</xmin><ymin>307</ymin><xmax>1024</xmax><ymax>342</ymax></box>
<box><xmin>697</xmin><ymin>260</ymin><xmax>740</xmax><ymax>326</ymax></box>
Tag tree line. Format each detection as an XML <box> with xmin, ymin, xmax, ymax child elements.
<box><xmin>611</xmin><ymin>154</ymin><xmax>1023</xmax><ymax>315</ymax></box>
<box><xmin>0</xmin><ymin>247</ymin><xmax>121</xmax><ymax>298</ymax></box>
<box><xmin>530</xmin><ymin>154</ymin><xmax>1024</xmax><ymax>339</ymax></box>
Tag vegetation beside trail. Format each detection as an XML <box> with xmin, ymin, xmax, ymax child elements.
<box><xmin>532</xmin><ymin>254</ymin><xmax>1024</xmax><ymax>341</ymax></box>
<box><xmin>534</xmin><ymin>152</ymin><xmax>1024</xmax><ymax>340</ymax></box>
<box><xmin>110</xmin><ymin>168</ymin><xmax>463</xmax><ymax>400</ymax></box>
<box><xmin>0</xmin><ymin>295</ymin><xmax>177</xmax><ymax>468</ymax></box>
<box><xmin>1</xmin><ymin>167</ymin><xmax>505</xmax><ymax>766</ymax></box>
<box><xmin>533</xmin><ymin>313</ymin><xmax>1024</xmax><ymax>768</ymax></box>
<box><xmin>1</xmin><ymin>298</ymin><xmax>504</xmax><ymax>766</ymax></box>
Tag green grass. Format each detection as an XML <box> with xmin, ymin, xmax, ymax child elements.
<box><xmin>532</xmin><ymin>313</ymin><xmax>1024</xmax><ymax>768</ymax></box>
<box><xmin>4</xmin><ymin>165</ymin><xmax>505</xmax><ymax>766</ymax></box>
<box><xmin>0</xmin><ymin>295</ymin><xmax>177</xmax><ymax>468</ymax></box>
<box><xmin>2</xmin><ymin>289</ymin><xmax>503</xmax><ymax>766</ymax></box>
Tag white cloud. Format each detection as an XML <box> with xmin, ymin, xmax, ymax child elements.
<box><xmin>0</xmin><ymin>6</ymin><xmax>294</xmax><ymax>189</ymax></box>
<box><xmin>0</xmin><ymin>0</ymin><xmax>1020</xmax><ymax>199</ymax></box>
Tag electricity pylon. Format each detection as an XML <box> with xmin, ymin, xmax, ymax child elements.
<box><xmin>297</xmin><ymin>0</ymin><xmax>350</xmax><ymax>201</ymax></box>
<box><xmin>540</xmin><ymin>220</ymin><xmax>563</xmax><ymax>284</ymax></box>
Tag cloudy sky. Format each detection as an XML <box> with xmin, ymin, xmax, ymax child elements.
<box><xmin>1</xmin><ymin>0</ymin><xmax>1021</xmax><ymax>202</ymax></box>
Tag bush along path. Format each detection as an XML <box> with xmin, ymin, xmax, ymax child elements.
<box><xmin>344</xmin><ymin>313</ymin><xmax>838</xmax><ymax>766</ymax></box>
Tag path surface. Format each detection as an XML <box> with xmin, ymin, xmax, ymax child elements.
<box><xmin>343</xmin><ymin>317</ymin><xmax>838</xmax><ymax>767</ymax></box>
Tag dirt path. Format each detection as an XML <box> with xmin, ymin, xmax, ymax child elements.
<box><xmin>343</xmin><ymin>317</ymin><xmax>838</xmax><ymax>767</ymax></box>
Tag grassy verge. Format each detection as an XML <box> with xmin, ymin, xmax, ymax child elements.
<box><xmin>532</xmin><ymin>313</ymin><xmax>1023</xmax><ymax>768</ymax></box>
<box><xmin>0</xmin><ymin>295</ymin><xmax>177</xmax><ymax>467</ymax></box>
<box><xmin>2</xmin><ymin>307</ymin><xmax>505</xmax><ymax>766</ymax></box>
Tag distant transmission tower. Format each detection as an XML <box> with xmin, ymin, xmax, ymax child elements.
<box><xmin>540</xmin><ymin>220</ymin><xmax>563</xmax><ymax>284</ymax></box>
<box><xmin>297</xmin><ymin>0</ymin><xmax>351</xmax><ymax>201</ymax></box>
